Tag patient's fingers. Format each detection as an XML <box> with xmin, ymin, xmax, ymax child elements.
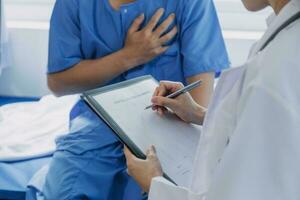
<box><xmin>153</xmin><ymin>46</ymin><xmax>169</xmax><ymax>55</ymax></box>
<box><xmin>145</xmin><ymin>8</ymin><xmax>165</xmax><ymax>31</ymax></box>
<box><xmin>128</xmin><ymin>14</ymin><xmax>145</xmax><ymax>34</ymax></box>
<box><xmin>159</xmin><ymin>26</ymin><xmax>178</xmax><ymax>44</ymax></box>
<box><xmin>154</xmin><ymin>13</ymin><xmax>176</xmax><ymax>36</ymax></box>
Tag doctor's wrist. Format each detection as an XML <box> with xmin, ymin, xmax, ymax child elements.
<box><xmin>192</xmin><ymin>105</ymin><xmax>207</xmax><ymax>125</ymax></box>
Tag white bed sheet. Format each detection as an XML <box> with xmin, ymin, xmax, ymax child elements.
<box><xmin>0</xmin><ymin>95</ymin><xmax>79</xmax><ymax>161</ymax></box>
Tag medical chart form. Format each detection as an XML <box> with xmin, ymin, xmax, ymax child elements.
<box><xmin>93</xmin><ymin>78</ymin><xmax>202</xmax><ymax>187</ymax></box>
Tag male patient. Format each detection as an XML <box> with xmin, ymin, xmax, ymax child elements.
<box><xmin>43</xmin><ymin>0</ymin><xmax>229</xmax><ymax>199</ymax></box>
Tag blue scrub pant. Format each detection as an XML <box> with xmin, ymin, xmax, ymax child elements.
<box><xmin>43</xmin><ymin>101</ymin><xmax>146</xmax><ymax>200</ymax></box>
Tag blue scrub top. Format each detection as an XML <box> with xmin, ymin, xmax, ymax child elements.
<box><xmin>48</xmin><ymin>0</ymin><xmax>229</xmax><ymax>81</ymax></box>
<box><xmin>48</xmin><ymin>0</ymin><xmax>230</xmax><ymax>121</ymax></box>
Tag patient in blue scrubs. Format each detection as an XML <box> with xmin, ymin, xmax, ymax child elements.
<box><xmin>44</xmin><ymin>0</ymin><xmax>229</xmax><ymax>199</ymax></box>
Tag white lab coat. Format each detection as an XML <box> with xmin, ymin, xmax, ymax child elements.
<box><xmin>149</xmin><ymin>1</ymin><xmax>300</xmax><ymax>199</ymax></box>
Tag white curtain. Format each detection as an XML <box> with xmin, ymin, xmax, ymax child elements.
<box><xmin>0</xmin><ymin>0</ymin><xmax>10</xmax><ymax>76</ymax></box>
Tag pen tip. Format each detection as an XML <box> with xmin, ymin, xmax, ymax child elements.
<box><xmin>145</xmin><ymin>106</ymin><xmax>151</xmax><ymax>110</ymax></box>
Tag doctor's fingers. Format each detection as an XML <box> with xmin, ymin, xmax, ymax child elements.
<box><xmin>152</xmin><ymin>84</ymin><xmax>168</xmax><ymax>99</ymax></box>
<box><xmin>156</xmin><ymin>81</ymin><xmax>184</xmax><ymax>96</ymax></box>
<box><xmin>152</xmin><ymin>82</ymin><xmax>183</xmax><ymax>113</ymax></box>
<box><xmin>155</xmin><ymin>84</ymin><xmax>169</xmax><ymax>115</ymax></box>
<box><xmin>157</xmin><ymin>106</ymin><xmax>168</xmax><ymax>116</ymax></box>
<box><xmin>152</xmin><ymin>87</ymin><xmax>160</xmax><ymax>98</ymax></box>
<box><xmin>152</xmin><ymin>89</ymin><xmax>160</xmax><ymax>112</ymax></box>
<box><xmin>151</xmin><ymin>96</ymin><xmax>179</xmax><ymax>111</ymax></box>
<box><xmin>128</xmin><ymin>14</ymin><xmax>145</xmax><ymax>34</ymax></box>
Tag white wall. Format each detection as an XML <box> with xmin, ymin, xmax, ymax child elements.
<box><xmin>0</xmin><ymin>0</ymin><xmax>271</xmax><ymax>97</ymax></box>
<box><xmin>0</xmin><ymin>24</ymin><xmax>50</xmax><ymax>97</ymax></box>
<box><xmin>0</xmin><ymin>0</ymin><xmax>53</xmax><ymax>97</ymax></box>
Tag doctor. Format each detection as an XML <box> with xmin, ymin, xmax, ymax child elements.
<box><xmin>124</xmin><ymin>0</ymin><xmax>300</xmax><ymax>199</ymax></box>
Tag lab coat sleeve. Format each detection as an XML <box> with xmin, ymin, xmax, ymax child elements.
<box><xmin>206</xmin><ymin>81</ymin><xmax>300</xmax><ymax>200</ymax></box>
<box><xmin>148</xmin><ymin>177</ymin><xmax>205</xmax><ymax>200</ymax></box>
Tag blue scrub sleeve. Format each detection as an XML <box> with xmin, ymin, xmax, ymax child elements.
<box><xmin>180</xmin><ymin>0</ymin><xmax>230</xmax><ymax>78</ymax></box>
<box><xmin>47</xmin><ymin>0</ymin><xmax>82</xmax><ymax>74</ymax></box>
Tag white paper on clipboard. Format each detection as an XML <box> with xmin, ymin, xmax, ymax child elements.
<box><xmin>93</xmin><ymin>78</ymin><xmax>201</xmax><ymax>187</ymax></box>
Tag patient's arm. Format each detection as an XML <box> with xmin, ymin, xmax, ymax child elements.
<box><xmin>48</xmin><ymin>9</ymin><xmax>177</xmax><ymax>97</ymax></box>
<box><xmin>48</xmin><ymin>49</ymin><xmax>139</xmax><ymax>97</ymax></box>
<box><xmin>186</xmin><ymin>72</ymin><xmax>214</xmax><ymax>108</ymax></box>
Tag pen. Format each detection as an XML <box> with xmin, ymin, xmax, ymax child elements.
<box><xmin>144</xmin><ymin>80</ymin><xmax>202</xmax><ymax>110</ymax></box>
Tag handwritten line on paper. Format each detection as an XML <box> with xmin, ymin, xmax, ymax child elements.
<box><xmin>114</xmin><ymin>91</ymin><xmax>151</xmax><ymax>104</ymax></box>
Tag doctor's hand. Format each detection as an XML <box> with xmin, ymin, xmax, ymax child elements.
<box><xmin>122</xmin><ymin>8</ymin><xmax>178</xmax><ymax>68</ymax></box>
<box><xmin>124</xmin><ymin>146</ymin><xmax>163</xmax><ymax>193</ymax></box>
<box><xmin>152</xmin><ymin>81</ymin><xmax>207</xmax><ymax>125</ymax></box>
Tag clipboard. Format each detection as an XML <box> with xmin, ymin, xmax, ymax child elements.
<box><xmin>81</xmin><ymin>75</ymin><xmax>201</xmax><ymax>187</ymax></box>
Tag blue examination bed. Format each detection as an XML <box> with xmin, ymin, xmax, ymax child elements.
<box><xmin>0</xmin><ymin>97</ymin><xmax>52</xmax><ymax>200</ymax></box>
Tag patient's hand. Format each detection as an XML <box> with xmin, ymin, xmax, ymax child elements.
<box><xmin>124</xmin><ymin>145</ymin><xmax>163</xmax><ymax>193</ymax></box>
<box><xmin>123</xmin><ymin>8</ymin><xmax>178</xmax><ymax>68</ymax></box>
<box><xmin>151</xmin><ymin>81</ymin><xmax>206</xmax><ymax>125</ymax></box>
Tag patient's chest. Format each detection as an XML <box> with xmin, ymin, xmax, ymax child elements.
<box><xmin>78</xmin><ymin>0</ymin><xmax>180</xmax><ymax>60</ymax></box>
<box><xmin>76</xmin><ymin>0</ymin><xmax>183</xmax><ymax>83</ymax></box>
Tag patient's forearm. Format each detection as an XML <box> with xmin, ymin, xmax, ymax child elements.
<box><xmin>48</xmin><ymin>49</ymin><xmax>137</xmax><ymax>96</ymax></box>
<box><xmin>186</xmin><ymin>72</ymin><xmax>214</xmax><ymax>108</ymax></box>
